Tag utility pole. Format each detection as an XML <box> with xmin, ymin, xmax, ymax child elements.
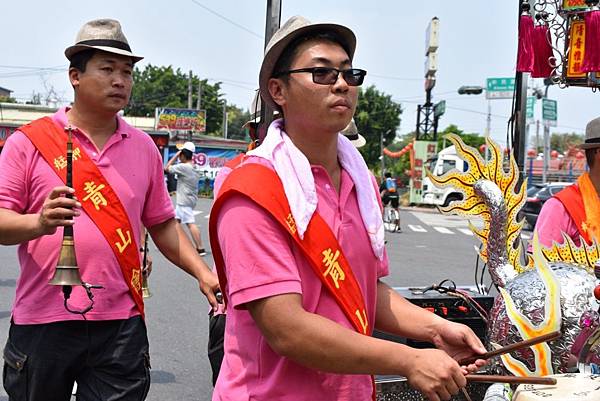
<box><xmin>535</xmin><ymin>119</ymin><xmax>540</xmax><ymax>152</ymax></box>
<box><xmin>222</xmin><ymin>101</ymin><xmax>228</xmax><ymax>139</ymax></box>
<box><xmin>187</xmin><ymin>70</ymin><xmax>193</xmax><ymax>141</ymax></box>
<box><xmin>258</xmin><ymin>0</ymin><xmax>282</xmax><ymax>143</ymax></box>
<box><xmin>187</xmin><ymin>70</ymin><xmax>193</xmax><ymax>109</ymax></box>
<box><xmin>196</xmin><ymin>80</ymin><xmax>202</xmax><ymax>110</ymax></box>
<box><xmin>542</xmin><ymin>81</ymin><xmax>552</xmax><ymax>183</ymax></box>
<box><xmin>380</xmin><ymin>131</ymin><xmax>385</xmax><ymax>175</ymax></box>
<box><xmin>543</xmin><ymin>119</ymin><xmax>550</xmax><ymax>183</ymax></box>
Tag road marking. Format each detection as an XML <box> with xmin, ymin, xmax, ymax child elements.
<box><xmin>433</xmin><ymin>226</ymin><xmax>454</xmax><ymax>234</ymax></box>
<box><xmin>521</xmin><ymin>233</ymin><xmax>531</xmax><ymax>239</ymax></box>
<box><xmin>458</xmin><ymin>228</ymin><xmax>473</xmax><ymax>236</ymax></box>
<box><xmin>410</xmin><ymin>211</ymin><xmax>483</xmax><ymax>229</ymax></box>
<box><xmin>205</xmin><ymin>214</ymin><xmax>210</xmax><ymax>219</ymax></box>
<box><xmin>193</xmin><ymin>211</ymin><xmax>202</xmax><ymax>216</ymax></box>
<box><xmin>408</xmin><ymin>224</ymin><xmax>427</xmax><ymax>232</ymax></box>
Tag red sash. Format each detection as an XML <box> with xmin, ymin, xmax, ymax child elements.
<box><xmin>19</xmin><ymin>117</ymin><xmax>145</xmax><ymax>318</ymax></box>
<box><xmin>554</xmin><ymin>185</ymin><xmax>592</xmax><ymax>245</ymax></box>
<box><xmin>210</xmin><ymin>163</ymin><xmax>377</xmax><ymax>398</ymax></box>
<box><xmin>209</xmin><ymin>163</ymin><xmax>371</xmax><ymax>336</ymax></box>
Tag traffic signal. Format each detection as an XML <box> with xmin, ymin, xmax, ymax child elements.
<box><xmin>458</xmin><ymin>86</ymin><xmax>483</xmax><ymax>95</ymax></box>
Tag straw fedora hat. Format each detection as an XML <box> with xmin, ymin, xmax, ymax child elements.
<box><xmin>65</xmin><ymin>19</ymin><xmax>143</xmax><ymax>62</ymax></box>
<box><xmin>580</xmin><ymin>116</ymin><xmax>600</xmax><ymax>149</ymax></box>
<box><xmin>242</xmin><ymin>90</ymin><xmax>280</xmax><ymax>128</ymax></box>
<box><xmin>341</xmin><ymin>118</ymin><xmax>366</xmax><ymax>148</ymax></box>
<box><xmin>259</xmin><ymin>15</ymin><xmax>356</xmax><ymax>109</ymax></box>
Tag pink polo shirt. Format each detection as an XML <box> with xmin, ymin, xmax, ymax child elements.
<box><xmin>0</xmin><ymin>107</ymin><xmax>174</xmax><ymax>324</ymax></box>
<box><xmin>213</xmin><ymin>158</ymin><xmax>389</xmax><ymax>401</ymax></box>
<box><xmin>534</xmin><ymin>196</ymin><xmax>582</xmax><ymax>247</ymax></box>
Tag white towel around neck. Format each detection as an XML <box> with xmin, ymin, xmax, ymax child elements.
<box><xmin>247</xmin><ymin>119</ymin><xmax>384</xmax><ymax>260</ymax></box>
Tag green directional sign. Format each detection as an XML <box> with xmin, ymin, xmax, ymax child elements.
<box><xmin>434</xmin><ymin>100</ymin><xmax>446</xmax><ymax>118</ymax></box>
<box><xmin>542</xmin><ymin>98</ymin><xmax>557</xmax><ymax>127</ymax></box>
<box><xmin>526</xmin><ymin>96</ymin><xmax>535</xmax><ymax>123</ymax></box>
<box><xmin>486</xmin><ymin>77</ymin><xmax>515</xmax><ymax>100</ymax></box>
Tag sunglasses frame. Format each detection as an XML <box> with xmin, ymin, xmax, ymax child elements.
<box><xmin>275</xmin><ymin>67</ymin><xmax>367</xmax><ymax>86</ymax></box>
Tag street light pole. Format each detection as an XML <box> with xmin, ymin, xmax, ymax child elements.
<box><xmin>457</xmin><ymin>85</ymin><xmax>488</xmax><ymax>158</ymax></box>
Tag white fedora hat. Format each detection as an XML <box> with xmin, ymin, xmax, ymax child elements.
<box><xmin>65</xmin><ymin>19</ymin><xmax>143</xmax><ymax>62</ymax></box>
<box><xmin>258</xmin><ymin>15</ymin><xmax>356</xmax><ymax>109</ymax></box>
<box><xmin>341</xmin><ymin>119</ymin><xmax>366</xmax><ymax>148</ymax></box>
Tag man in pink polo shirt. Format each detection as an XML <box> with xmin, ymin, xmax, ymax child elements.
<box><xmin>0</xmin><ymin>19</ymin><xmax>218</xmax><ymax>401</ymax></box>
<box><xmin>534</xmin><ymin>116</ymin><xmax>600</xmax><ymax>248</ymax></box>
<box><xmin>211</xmin><ymin>16</ymin><xmax>486</xmax><ymax>401</ymax></box>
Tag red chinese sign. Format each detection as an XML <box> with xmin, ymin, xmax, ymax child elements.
<box><xmin>567</xmin><ymin>20</ymin><xmax>586</xmax><ymax>78</ymax></box>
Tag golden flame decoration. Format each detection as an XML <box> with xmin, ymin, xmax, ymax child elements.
<box><xmin>426</xmin><ymin>134</ymin><xmax>532</xmax><ymax>272</ymax></box>
<box><xmin>499</xmin><ymin>232</ymin><xmax>561</xmax><ymax>376</ymax></box>
<box><xmin>427</xmin><ymin>135</ymin><xmax>597</xmax><ymax>376</ymax></box>
<box><xmin>541</xmin><ymin>233</ymin><xmax>599</xmax><ymax>274</ymax></box>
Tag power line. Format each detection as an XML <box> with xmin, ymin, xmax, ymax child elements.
<box><xmin>190</xmin><ymin>0</ymin><xmax>263</xmax><ymax>40</ymax></box>
<box><xmin>0</xmin><ymin>64</ymin><xmax>66</xmax><ymax>70</ymax></box>
<box><xmin>369</xmin><ymin>73</ymin><xmax>421</xmax><ymax>82</ymax></box>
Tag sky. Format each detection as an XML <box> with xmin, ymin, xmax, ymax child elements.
<box><xmin>2</xmin><ymin>0</ymin><xmax>599</xmax><ymax>148</ymax></box>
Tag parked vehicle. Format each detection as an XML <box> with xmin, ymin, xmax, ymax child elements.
<box><xmin>518</xmin><ymin>182</ymin><xmax>573</xmax><ymax>228</ymax></box>
<box><xmin>422</xmin><ymin>145</ymin><xmax>468</xmax><ymax>206</ymax></box>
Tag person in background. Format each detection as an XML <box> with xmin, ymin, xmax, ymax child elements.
<box><xmin>165</xmin><ymin>141</ymin><xmax>207</xmax><ymax>256</ymax></box>
<box><xmin>534</xmin><ymin>116</ymin><xmax>600</xmax><ymax>248</ymax></box>
<box><xmin>0</xmin><ymin>18</ymin><xmax>218</xmax><ymax>401</ymax></box>
<box><xmin>380</xmin><ymin>171</ymin><xmax>401</xmax><ymax>230</ymax></box>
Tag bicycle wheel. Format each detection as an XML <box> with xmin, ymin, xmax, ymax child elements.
<box><xmin>383</xmin><ymin>208</ymin><xmax>396</xmax><ymax>233</ymax></box>
<box><xmin>390</xmin><ymin>209</ymin><xmax>400</xmax><ymax>232</ymax></box>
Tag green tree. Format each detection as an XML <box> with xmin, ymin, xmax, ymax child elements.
<box><xmin>550</xmin><ymin>132</ymin><xmax>584</xmax><ymax>153</ymax></box>
<box><xmin>126</xmin><ymin>65</ymin><xmax>226</xmax><ymax>136</ymax></box>
<box><xmin>437</xmin><ymin>124</ymin><xmax>484</xmax><ymax>150</ymax></box>
<box><xmin>227</xmin><ymin>105</ymin><xmax>252</xmax><ymax>140</ymax></box>
<box><xmin>382</xmin><ymin>132</ymin><xmax>414</xmax><ymax>186</ymax></box>
<box><xmin>354</xmin><ymin>85</ymin><xmax>402</xmax><ymax>171</ymax></box>
<box><xmin>380</xmin><ymin>125</ymin><xmax>484</xmax><ymax>186</ymax></box>
<box><xmin>0</xmin><ymin>96</ymin><xmax>16</xmax><ymax>103</ymax></box>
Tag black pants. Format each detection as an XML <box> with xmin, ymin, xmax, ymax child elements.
<box><xmin>3</xmin><ymin>316</ymin><xmax>150</xmax><ymax>401</ymax></box>
<box><xmin>207</xmin><ymin>314</ymin><xmax>225</xmax><ymax>386</ymax></box>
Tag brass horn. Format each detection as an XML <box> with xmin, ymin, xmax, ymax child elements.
<box><xmin>141</xmin><ymin>230</ymin><xmax>152</xmax><ymax>298</ymax></box>
<box><xmin>49</xmin><ymin>126</ymin><xmax>83</xmax><ymax>286</ymax></box>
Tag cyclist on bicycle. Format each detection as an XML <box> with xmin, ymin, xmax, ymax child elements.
<box><xmin>379</xmin><ymin>172</ymin><xmax>401</xmax><ymax>231</ymax></box>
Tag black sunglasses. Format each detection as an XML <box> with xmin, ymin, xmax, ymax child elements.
<box><xmin>275</xmin><ymin>67</ymin><xmax>367</xmax><ymax>86</ymax></box>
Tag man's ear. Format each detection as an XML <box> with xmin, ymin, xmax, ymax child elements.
<box><xmin>69</xmin><ymin>67</ymin><xmax>81</xmax><ymax>89</ymax></box>
<box><xmin>268</xmin><ymin>78</ymin><xmax>287</xmax><ymax>108</ymax></box>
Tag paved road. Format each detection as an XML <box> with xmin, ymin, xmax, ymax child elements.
<box><xmin>0</xmin><ymin>199</ymin><xmax>533</xmax><ymax>400</ymax></box>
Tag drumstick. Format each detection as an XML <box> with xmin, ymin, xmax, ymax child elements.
<box><xmin>457</xmin><ymin>330</ymin><xmax>561</xmax><ymax>366</ymax></box>
<box><xmin>466</xmin><ymin>375</ymin><xmax>557</xmax><ymax>385</ymax></box>
<box><xmin>460</xmin><ymin>387</ymin><xmax>473</xmax><ymax>401</ymax></box>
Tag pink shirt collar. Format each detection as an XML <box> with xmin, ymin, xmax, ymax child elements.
<box><xmin>52</xmin><ymin>107</ymin><xmax>131</xmax><ymax>139</ymax></box>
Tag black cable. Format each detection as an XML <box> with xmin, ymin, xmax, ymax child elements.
<box><xmin>62</xmin><ymin>283</ymin><xmax>103</xmax><ymax>318</ymax></box>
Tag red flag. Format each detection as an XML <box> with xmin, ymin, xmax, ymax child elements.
<box><xmin>517</xmin><ymin>15</ymin><xmax>535</xmax><ymax>72</ymax></box>
<box><xmin>582</xmin><ymin>10</ymin><xmax>600</xmax><ymax>73</ymax></box>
